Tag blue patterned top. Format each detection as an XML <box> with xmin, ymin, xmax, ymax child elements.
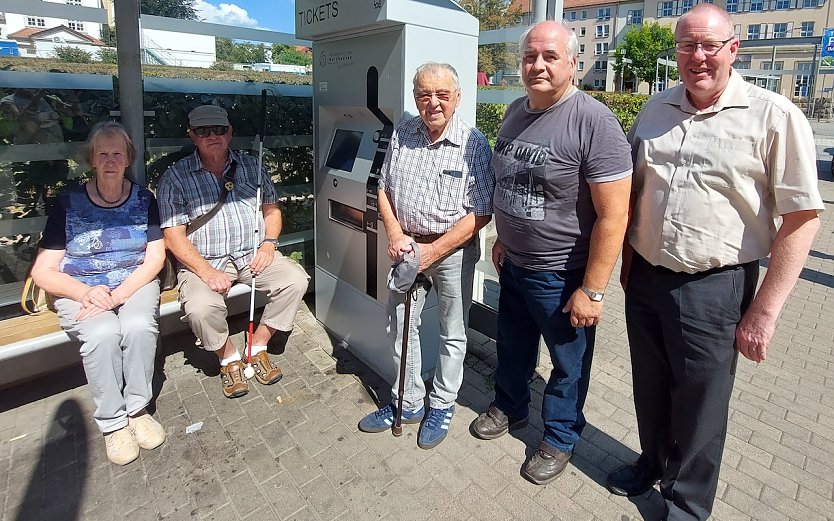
<box><xmin>40</xmin><ymin>182</ymin><xmax>163</xmax><ymax>290</ymax></box>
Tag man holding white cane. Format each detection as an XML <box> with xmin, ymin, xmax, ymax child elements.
<box><xmin>158</xmin><ymin>105</ymin><xmax>309</xmax><ymax>399</ymax></box>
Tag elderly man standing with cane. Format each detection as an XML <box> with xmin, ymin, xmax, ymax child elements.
<box><xmin>357</xmin><ymin>62</ymin><xmax>495</xmax><ymax>450</ymax></box>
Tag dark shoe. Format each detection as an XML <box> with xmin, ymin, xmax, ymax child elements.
<box><xmin>220</xmin><ymin>361</ymin><xmax>250</xmax><ymax>399</ymax></box>
<box><xmin>606</xmin><ymin>458</ymin><xmax>661</xmax><ymax>496</ymax></box>
<box><xmin>521</xmin><ymin>442</ymin><xmax>572</xmax><ymax>485</ymax></box>
<box><xmin>250</xmin><ymin>350</ymin><xmax>283</xmax><ymax>385</ymax></box>
<box><xmin>470</xmin><ymin>404</ymin><xmax>528</xmax><ymax>440</ymax></box>
<box><xmin>358</xmin><ymin>403</ymin><xmax>425</xmax><ymax>433</ymax></box>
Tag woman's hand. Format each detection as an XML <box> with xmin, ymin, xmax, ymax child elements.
<box><xmin>76</xmin><ymin>285</ymin><xmax>117</xmax><ymax>319</ymax></box>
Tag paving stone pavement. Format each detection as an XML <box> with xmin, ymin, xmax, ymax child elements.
<box><xmin>1</xmin><ymin>126</ymin><xmax>834</xmax><ymax>521</ymax></box>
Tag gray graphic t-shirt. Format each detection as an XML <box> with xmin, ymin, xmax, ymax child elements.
<box><xmin>493</xmin><ymin>90</ymin><xmax>632</xmax><ymax>271</ymax></box>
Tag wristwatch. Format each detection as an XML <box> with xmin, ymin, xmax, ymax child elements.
<box><xmin>260</xmin><ymin>238</ymin><xmax>280</xmax><ymax>250</ymax></box>
<box><xmin>580</xmin><ymin>286</ymin><xmax>604</xmax><ymax>302</ymax></box>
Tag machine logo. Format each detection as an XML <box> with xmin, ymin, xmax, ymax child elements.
<box><xmin>373</xmin><ymin>0</ymin><xmax>382</xmax><ymax>8</ymax></box>
<box><xmin>319</xmin><ymin>49</ymin><xmax>353</xmax><ymax>69</ymax></box>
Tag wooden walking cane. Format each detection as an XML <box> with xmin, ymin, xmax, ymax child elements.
<box><xmin>392</xmin><ymin>281</ymin><xmax>417</xmax><ymax>436</ymax></box>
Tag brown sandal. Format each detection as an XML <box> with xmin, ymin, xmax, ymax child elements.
<box><xmin>220</xmin><ymin>360</ymin><xmax>250</xmax><ymax>398</ymax></box>
<box><xmin>250</xmin><ymin>350</ymin><xmax>283</xmax><ymax>385</ymax></box>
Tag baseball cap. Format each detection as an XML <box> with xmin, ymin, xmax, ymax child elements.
<box><xmin>188</xmin><ymin>105</ymin><xmax>229</xmax><ymax>127</ymax></box>
<box><xmin>387</xmin><ymin>243</ymin><xmax>421</xmax><ymax>293</ymax></box>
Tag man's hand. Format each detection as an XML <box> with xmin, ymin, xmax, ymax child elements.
<box><xmin>250</xmin><ymin>244</ymin><xmax>275</xmax><ymax>276</ymax></box>
<box><xmin>492</xmin><ymin>240</ymin><xmax>505</xmax><ymax>275</ymax></box>
<box><xmin>563</xmin><ymin>289</ymin><xmax>603</xmax><ymax>328</ymax></box>
<box><xmin>387</xmin><ymin>233</ymin><xmax>414</xmax><ymax>262</ymax></box>
<box><xmin>735</xmin><ymin>308</ymin><xmax>776</xmax><ymax>362</ymax></box>
<box><xmin>200</xmin><ymin>267</ymin><xmax>232</xmax><ymax>294</ymax></box>
<box><xmin>417</xmin><ymin>243</ymin><xmax>435</xmax><ymax>273</ymax></box>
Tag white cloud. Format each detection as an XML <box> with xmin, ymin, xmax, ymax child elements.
<box><xmin>194</xmin><ymin>1</ymin><xmax>260</xmax><ymax>28</ymax></box>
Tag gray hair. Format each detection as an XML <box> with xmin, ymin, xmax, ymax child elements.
<box><xmin>413</xmin><ymin>62</ymin><xmax>461</xmax><ymax>91</ymax></box>
<box><xmin>677</xmin><ymin>3</ymin><xmax>735</xmax><ymax>39</ymax></box>
<box><xmin>84</xmin><ymin>121</ymin><xmax>136</xmax><ymax>167</ymax></box>
<box><xmin>520</xmin><ymin>20</ymin><xmax>580</xmax><ymax>60</ymax></box>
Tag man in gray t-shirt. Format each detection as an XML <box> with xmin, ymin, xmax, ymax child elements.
<box><xmin>470</xmin><ymin>20</ymin><xmax>632</xmax><ymax>486</ymax></box>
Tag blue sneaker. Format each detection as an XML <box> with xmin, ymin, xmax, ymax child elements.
<box><xmin>418</xmin><ymin>405</ymin><xmax>455</xmax><ymax>449</ymax></box>
<box><xmin>358</xmin><ymin>403</ymin><xmax>424</xmax><ymax>433</ymax></box>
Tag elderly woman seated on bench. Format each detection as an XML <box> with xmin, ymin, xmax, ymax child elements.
<box><xmin>30</xmin><ymin>121</ymin><xmax>166</xmax><ymax>466</ymax></box>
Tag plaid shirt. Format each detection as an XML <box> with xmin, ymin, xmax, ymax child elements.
<box><xmin>157</xmin><ymin>149</ymin><xmax>278</xmax><ymax>271</ymax></box>
<box><xmin>379</xmin><ymin>113</ymin><xmax>494</xmax><ymax>235</ymax></box>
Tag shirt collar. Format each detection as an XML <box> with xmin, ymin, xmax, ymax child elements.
<box><xmin>190</xmin><ymin>148</ymin><xmax>240</xmax><ymax>174</ymax></box>
<box><xmin>662</xmin><ymin>69</ymin><xmax>750</xmax><ymax>114</ymax></box>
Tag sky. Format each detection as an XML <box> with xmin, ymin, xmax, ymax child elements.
<box><xmin>193</xmin><ymin>0</ymin><xmax>297</xmax><ymax>35</ymax></box>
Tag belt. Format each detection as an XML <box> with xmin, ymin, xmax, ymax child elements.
<box><xmin>408</xmin><ymin>232</ymin><xmax>444</xmax><ymax>243</ymax></box>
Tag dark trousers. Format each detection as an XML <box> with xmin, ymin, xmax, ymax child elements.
<box><xmin>493</xmin><ymin>261</ymin><xmax>595</xmax><ymax>452</ymax></box>
<box><xmin>625</xmin><ymin>254</ymin><xmax>759</xmax><ymax>521</ymax></box>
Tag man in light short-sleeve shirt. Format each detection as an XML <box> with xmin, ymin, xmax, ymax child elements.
<box><xmin>470</xmin><ymin>20</ymin><xmax>632</xmax><ymax>486</ymax></box>
<box><xmin>606</xmin><ymin>5</ymin><xmax>824</xmax><ymax>520</ymax></box>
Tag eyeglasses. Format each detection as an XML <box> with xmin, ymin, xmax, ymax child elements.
<box><xmin>190</xmin><ymin>125</ymin><xmax>230</xmax><ymax>138</ymax></box>
<box><xmin>414</xmin><ymin>90</ymin><xmax>456</xmax><ymax>103</ymax></box>
<box><xmin>675</xmin><ymin>38</ymin><xmax>734</xmax><ymax>55</ymax></box>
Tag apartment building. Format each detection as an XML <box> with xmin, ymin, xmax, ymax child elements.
<box><xmin>515</xmin><ymin>0</ymin><xmax>834</xmax><ymax>100</ymax></box>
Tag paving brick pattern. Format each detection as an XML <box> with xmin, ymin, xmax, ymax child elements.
<box><xmin>2</xmin><ymin>123</ymin><xmax>834</xmax><ymax>521</ymax></box>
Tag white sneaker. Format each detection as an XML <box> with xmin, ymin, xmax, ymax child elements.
<box><xmin>104</xmin><ymin>427</ymin><xmax>139</xmax><ymax>465</ymax></box>
<box><xmin>128</xmin><ymin>412</ymin><xmax>166</xmax><ymax>450</ymax></box>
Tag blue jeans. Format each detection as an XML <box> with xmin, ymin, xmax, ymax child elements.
<box><xmin>388</xmin><ymin>241</ymin><xmax>479</xmax><ymax>411</ymax></box>
<box><xmin>493</xmin><ymin>260</ymin><xmax>595</xmax><ymax>452</ymax></box>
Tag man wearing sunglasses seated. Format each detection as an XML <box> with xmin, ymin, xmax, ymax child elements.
<box><xmin>157</xmin><ymin>105</ymin><xmax>309</xmax><ymax>399</ymax></box>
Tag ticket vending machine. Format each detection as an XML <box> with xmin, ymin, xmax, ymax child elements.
<box><xmin>296</xmin><ymin>0</ymin><xmax>479</xmax><ymax>382</ymax></box>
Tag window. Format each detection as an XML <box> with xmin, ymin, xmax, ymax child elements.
<box><xmin>761</xmin><ymin>61</ymin><xmax>783</xmax><ymax>70</ymax></box>
<box><xmin>568</xmin><ymin>11</ymin><xmax>577</xmax><ymax>21</ymax></box>
<box><xmin>26</xmin><ymin>16</ymin><xmax>46</xmax><ymax>27</ymax></box>
<box><xmin>627</xmin><ymin>9</ymin><xmax>643</xmax><ymax>25</ymax></box>
<box><xmin>68</xmin><ymin>21</ymin><xmax>84</xmax><ymax>31</ymax></box>
<box><xmin>581</xmin><ymin>10</ymin><xmax>587</xmax><ymax>19</ymax></box>
<box><xmin>762</xmin><ymin>61</ymin><xmax>783</xmax><ymax>92</ymax></box>
<box><xmin>578</xmin><ymin>61</ymin><xmax>585</xmax><ymax>71</ymax></box>
<box><xmin>66</xmin><ymin>0</ymin><xmax>82</xmax><ymax>4</ymax></box>
<box><xmin>594</xmin><ymin>79</ymin><xmax>606</xmax><ymax>89</ymax></box>
<box><xmin>802</xmin><ymin>0</ymin><xmax>816</xmax><ymax>7</ymax></box>
<box><xmin>681</xmin><ymin>0</ymin><xmax>694</xmax><ymax>13</ymax></box>
<box><xmin>580</xmin><ymin>27</ymin><xmax>586</xmax><ymax>36</ymax></box>
<box><xmin>597</xmin><ymin>7</ymin><xmax>611</xmax><ymax>20</ymax></box>
<box><xmin>658</xmin><ymin>1</ymin><xmax>674</xmax><ymax>17</ymax></box>
<box><xmin>594</xmin><ymin>60</ymin><xmax>607</xmax><ymax>71</ymax></box>
<box><xmin>596</xmin><ymin>25</ymin><xmax>610</xmax><ymax>38</ymax></box>
<box><xmin>726</xmin><ymin>0</ymin><xmax>738</xmax><ymax>13</ymax></box>
<box><xmin>595</xmin><ymin>42</ymin><xmax>609</xmax><ymax>55</ymax></box>
<box><xmin>773</xmin><ymin>23</ymin><xmax>788</xmax><ymax>38</ymax></box>
<box><xmin>747</xmin><ymin>24</ymin><xmax>761</xmax><ymax>40</ymax></box>
<box><xmin>579</xmin><ymin>44</ymin><xmax>585</xmax><ymax>54</ymax></box>
<box><xmin>734</xmin><ymin>54</ymin><xmax>751</xmax><ymax>69</ymax></box>
<box><xmin>749</xmin><ymin>0</ymin><xmax>763</xmax><ymax>11</ymax></box>
<box><xmin>801</xmin><ymin>21</ymin><xmax>814</xmax><ymax>37</ymax></box>
<box><xmin>775</xmin><ymin>0</ymin><xmax>790</xmax><ymax>8</ymax></box>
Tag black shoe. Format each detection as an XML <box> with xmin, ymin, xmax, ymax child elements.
<box><xmin>521</xmin><ymin>442</ymin><xmax>572</xmax><ymax>485</ymax></box>
<box><xmin>606</xmin><ymin>458</ymin><xmax>661</xmax><ymax>496</ymax></box>
<box><xmin>470</xmin><ymin>404</ymin><xmax>528</xmax><ymax>440</ymax></box>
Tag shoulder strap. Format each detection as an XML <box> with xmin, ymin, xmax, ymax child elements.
<box><xmin>185</xmin><ymin>159</ymin><xmax>237</xmax><ymax>236</ymax></box>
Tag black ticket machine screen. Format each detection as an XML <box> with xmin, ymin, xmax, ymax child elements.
<box><xmin>325</xmin><ymin>129</ymin><xmax>364</xmax><ymax>172</ymax></box>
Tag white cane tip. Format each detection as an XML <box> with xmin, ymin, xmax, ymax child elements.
<box><xmin>243</xmin><ymin>365</ymin><xmax>256</xmax><ymax>379</ymax></box>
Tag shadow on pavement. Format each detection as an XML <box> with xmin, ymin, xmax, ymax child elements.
<box><xmin>12</xmin><ymin>399</ymin><xmax>88</xmax><ymax>521</ymax></box>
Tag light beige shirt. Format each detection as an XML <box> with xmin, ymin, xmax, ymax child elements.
<box><xmin>628</xmin><ymin>70</ymin><xmax>824</xmax><ymax>274</ymax></box>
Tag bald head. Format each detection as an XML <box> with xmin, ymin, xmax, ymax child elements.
<box><xmin>520</xmin><ymin>20</ymin><xmax>579</xmax><ymax>60</ymax></box>
<box><xmin>676</xmin><ymin>4</ymin><xmax>735</xmax><ymax>40</ymax></box>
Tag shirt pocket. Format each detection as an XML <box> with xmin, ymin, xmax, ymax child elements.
<box><xmin>435</xmin><ymin>169</ymin><xmax>466</xmax><ymax>212</ymax></box>
<box><xmin>698</xmin><ymin>138</ymin><xmax>759</xmax><ymax>189</ymax></box>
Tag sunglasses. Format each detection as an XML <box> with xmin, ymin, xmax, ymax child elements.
<box><xmin>190</xmin><ymin>125</ymin><xmax>230</xmax><ymax>138</ymax></box>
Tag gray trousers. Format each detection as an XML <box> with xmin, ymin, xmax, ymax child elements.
<box><xmin>55</xmin><ymin>281</ymin><xmax>161</xmax><ymax>434</ymax></box>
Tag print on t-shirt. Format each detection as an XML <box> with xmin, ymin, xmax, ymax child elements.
<box><xmin>493</xmin><ymin>137</ymin><xmax>548</xmax><ymax>221</ymax></box>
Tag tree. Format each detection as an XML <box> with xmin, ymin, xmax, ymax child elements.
<box><xmin>271</xmin><ymin>44</ymin><xmax>312</xmax><ymax>66</ymax></box>
<box><xmin>216</xmin><ymin>37</ymin><xmax>235</xmax><ymax>62</ymax></box>
<box><xmin>214</xmin><ymin>38</ymin><xmax>267</xmax><ymax>64</ymax></box>
<box><xmin>140</xmin><ymin>0</ymin><xmax>198</xmax><ymax>20</ymax></box>
<box><xmin>459</xmin><ymin>0</ymin><xmax>523</xmax><ymax>77</ymax></box>
<box><xmin>613</xmin><ymin>22</ymin><xmax>678</xmax><ymax>94</ymax></box>
<box><xmin>54</xmin><ymin>46</ymin><xmax>92</xmax><ymax>63</ymax></box>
